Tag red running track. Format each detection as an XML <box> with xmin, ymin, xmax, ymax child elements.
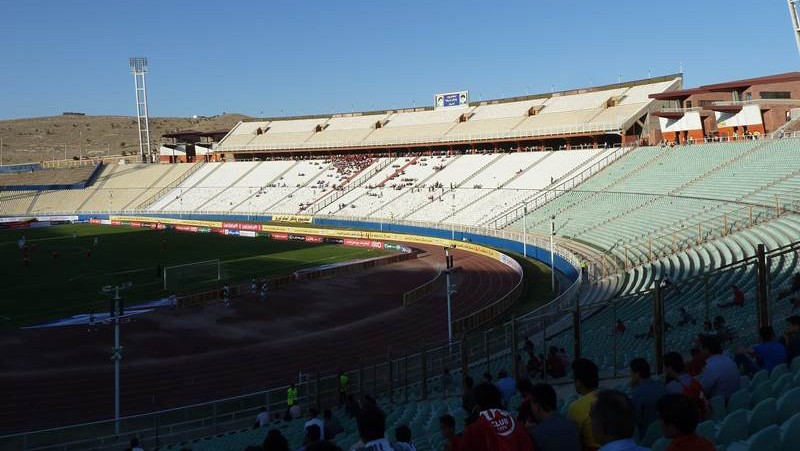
<box><xmin>0</xmin><ymin>244</ymin><xmax>519</xmax><ymax>433</ymax></box>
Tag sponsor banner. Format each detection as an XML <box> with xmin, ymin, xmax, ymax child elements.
<box><xmin>35</xmin><ymin>215</ymin><xmax>78</xmax><ymax>222</ymax></box>
<box><xmin>344</xmin><ymin>238</ymin><xmax>373</xmax><ymax>248</ymax></box>
<box><xmin>239</xmin><ymin>230</ymin><xmax>257</xmax><ymax>238</ymax></box>
<box><xmin>111</xmin><ymin>216</ymin><xmax>222</xmax><ymax>228</ymax></box>
<box><xmin>224</xmin><ymin>229</ymin><xmax>240</xmax><ymax>236</ymax></box>
<box><xmin>305</xmin><ymin>235</ymin><xmax>323</xmax><ymax>243</ymax></box>
<box><xmin>100</xmin><ymin>219</ymin><xmax>111</xmax><ymax>225</ymax></box>
<box><xmin>211</xmin><ymin>228</ymin><xmax>226</xmax><ymax>235</ymax></box>
<box><xmin>89</xmin><ymin>218</ymin><xmax>102</xmax><ymax>224</ymax></box>
<box><xmin>434</xmin><ymin>91</ymin><xmax>469</xmax><ymax>109</ymax></box>
<box><xmin>221</xmin><ymin>222</ymin><xmax>260</xmax><ymax>231</ymax></box>
<box><xmin>108</xmin><ymin>216</ymin><xmax>513</xmax><ymax>268</ymax></box>
<box><xmin>0</xmin><ymin>216</ymin><xmax>33</xmax><ymax>223</ymax></box>
<box><xmin>272</xmin><ymin>214</ymin><xmax>313</xmax><ymax>224</ymax></box>
<box><xmin>384</xmin><ymin>242</ymin><xmax>413</xmax><ymax>253</ymax></box>
<box><xmin>175</xmin><ymin>225</ymin><xmax>199</xmax><ymax>233</ymax></box>
<box><xmin>288</xmin><ymin>234</ymin><xmax>306</xmax><ymax>242</ymax></box>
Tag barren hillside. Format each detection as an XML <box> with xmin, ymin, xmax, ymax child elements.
<box><xmin>0</xmin><ymin>114</ymin><xmax>249</xmax><ymax>165</ymax></box>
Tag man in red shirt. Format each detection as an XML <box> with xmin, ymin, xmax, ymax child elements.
<box><xmin>461</xmin><ymin>383</ymin><xmax>535</xmax><ymax>451</ymax></box>
<box><xmin>718</xmin><ymin>285</ymin><xmax>745</xmax><ymax>309</ymax></box>
<box><xmin>657</xmin><ymin>394</ymin><xmax>714</xmax><ymax>451</ymax></box>
<box><xmin>440</xmin><ymin>414</ymin><xmax>462</xmax><ymax>451</ymax></box>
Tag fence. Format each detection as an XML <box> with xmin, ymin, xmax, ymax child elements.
<box><xmin>1</xmin><ymin>221</ymin><xmax>797</xmax><ymax>450</ymax></box>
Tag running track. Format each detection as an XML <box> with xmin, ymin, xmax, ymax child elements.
<box><xmin>0</xmin><ymin>244</ymin><xmax>519</xmax><ymax>433</ymax></box>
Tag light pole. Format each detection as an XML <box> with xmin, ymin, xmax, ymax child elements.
<box><xmin>550</xmin><ymin>216</ymin><xmax>556</xmax><ymax>293</ymax></box>
<box><xmin>445</xmin><ymin>247</ymin><xmax>455</xmax><ymax>343</ymax></box>
<box><xmin>101</xmin><ymin>281</ymin><xmax>132</xmax><ymax>435</ymax></box>
<box><xmin>450</xmin><ymin>193</ymin><xmax>456</xmax><ymax>240</ymax></box>
<box><xmin>522</xmin><ymin>204</ymin><xmax>528</xmax><ymax>258</ymax></box>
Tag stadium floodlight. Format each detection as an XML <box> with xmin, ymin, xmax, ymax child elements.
<box><xmin>790</xmin><ymin>1</ymin><xmax>800</xmax><ymax>59</ymax></box>
<box><xmin>129</xmin><ymin>57</ymin><xmax>152</xmax><ymax>163</ymax></box>
<box><xmin>163</xmin><ymin>259</ymin><xmax>222</xmax><ymax>291</ymax></box>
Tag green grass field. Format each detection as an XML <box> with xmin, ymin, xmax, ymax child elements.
<box><xmin>0</xmin><ymin>224</ymin><xmax>386</xmax><ymax>327</ymax></box>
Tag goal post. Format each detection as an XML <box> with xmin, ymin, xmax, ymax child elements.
<box><xmin>163</xmin><ymin>259</ymin><xmax>222</xmax><ymax>291</ymax></box>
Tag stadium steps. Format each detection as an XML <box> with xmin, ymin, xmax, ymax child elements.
<box><xmin>158</xmin><ymin>163</ymin><xmax>226</xmax><ymax>211</ymax></box>
<box><xmin>576</xmin><ymin>140</ymin><xmax>777</xmax><ymax>241</ymax></box>
<box><xmin>309</xmin><ymin>158</ymin><xmax>394</xmax><ymax>214</ymax></box>
<box><xmin>367</xmin><ymin>155</ymin><xmax>462</xmax><ymax>218</ymax></box>
<box><xmin>455</xmin><ymin>153</ymin><xmax>505</xmax><ymax>188</ymax></box>
<box><xmin>134</xmin><ymin>161</ymin><xmax>208</xmax><ymax>210</ymax></box>
<box><xmin>261</xmin><ymin>161</ymin><xmax>334</xmax><ymax>212</ymax></box>
<box><xmin>194</xmin><ymin>162</ymin><xmax>264</xmax><ymax>211</ymax></box>
<box><xmin>230</xmin><ymin>160</ymin><xmax>301</xmax><ymax>212</ymax></box>
<box><xmin>74</xmin><ymin>164</ymin><xmax>120</xmax><ymax>211</ymax></box>
<box><xmin>443</xmin><ymin>152</ymin><xmax>556</xmax><ymax>222</ymax></box>
<box><xmin>523</xmin><ymin>146</ymin><xmax>672</xmax><ymax>231</ymax></box>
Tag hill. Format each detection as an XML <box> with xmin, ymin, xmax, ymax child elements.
<box><xmin>0</xmin><ymin>114</ymin><xmax>248</xmax><ymax>165</ymax></box>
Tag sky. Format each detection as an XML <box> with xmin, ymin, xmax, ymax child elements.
<box><xmin>0</xmin><ymin>0</ymin><xmax>797</xmax><ymax>120</ymax></box>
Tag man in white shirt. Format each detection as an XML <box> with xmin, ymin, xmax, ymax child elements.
<box><xmin>254</xmin><ymin>406</ymin><xmax>269</xmax><ymax>428</ymax></box>
<box><xmin>697</xmin><ymin>335</ymin><xmax>740</xmax><ymax>400</ymax></box>
<box><xmin>304</xmin><ymin>408</ymin><xmax>325</xmax><ymax>440</ymax></box>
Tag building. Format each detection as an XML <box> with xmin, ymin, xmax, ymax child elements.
<box><xmin>650</xmin><ymin>72</ymin><xmax>800</xmax><ymax>144</ymax></box>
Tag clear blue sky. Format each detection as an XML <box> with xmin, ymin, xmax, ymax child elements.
<box><xmin>0</xmin><ymin>0</ymin><xmax>797</xmax><ymax>120</ymax></box>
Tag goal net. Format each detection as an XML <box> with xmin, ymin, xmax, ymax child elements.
<box><xmin>163</xmin><ymin>259</ymin><xmax>222</xmax><ymax>291</ymax></box>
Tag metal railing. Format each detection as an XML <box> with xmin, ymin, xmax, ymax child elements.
<box><xmin>488</xmin><ymin>145</ymin><xmax>633</xmax><ymax>229</ymax></box>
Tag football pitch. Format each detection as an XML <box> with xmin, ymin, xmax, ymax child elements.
<box><xmin>0</xmin><ymin>224</ymin><xmax>386</xmax><ymax>327</ymax></box>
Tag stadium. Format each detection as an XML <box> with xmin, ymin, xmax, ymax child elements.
<box><xmin>2</xmin><ymin>2</ymin><xmax>800</xmax><ymax>451</ymax></box>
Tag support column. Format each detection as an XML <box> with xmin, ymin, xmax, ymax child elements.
<box><xmin>654</xmin><ymin>284</ymin><xmax>665</xmax><ymax>375</ymax></box>
<box><xmin>572</xmin><ymin>302</ymin><xmax>582</xmax><ymax>360</ymax></box>
<box><xmin>756</xmin><ymin>244</ymin><xmax>769</xmax><ymax>329</ymax></box>
<box><xmin>510</xmin><ymin>315</ymin><xmax>519</xmax><ymax>380</ymax></box>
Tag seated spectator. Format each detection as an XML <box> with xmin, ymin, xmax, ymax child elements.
<box><xmin>442</xmin><ymin>368</ymin><xmax>454</xmax><ymax>398</ymax></box>
<box><xmin>394</xmin><ymin>425</ymin><xmax>417</xmax><ymax>451</ymax></box>
<box><xmin>697</xmin><ymin>335</ymin><xmax>740</xmax><ymax>399</ymax></box>
<box><xmin>440</xmin><ymin>414</ymin><xmax>462</xmax><ymax>451</ymax></box>
<box><xmin>589</xmin><ymin>390</ymin><xmax>649</xmax><ymax>451</ymax></box>
<box><xmin>663</xmin><ymin>352</ymin><xmax>708</xmax><ymax>420</ymax></box>
<box><xmin>657</xmin><ymin>394</ymin><xmax>714</xmax><ymax>451</ymax></box>
<box><xmin>461</xmin><ymin>383</ymin><xmax>534</xmax><ymax>450</ymax></box>
<box><xmin>717</xmin><ymin>285</ymin><xmax>745</xmax><ymax>309</ymax></box>
<box><xmin>629</xmin><ymin>358</ymin><xmax>666</xmax><ymax>439</ymax></box>
<box><xmin>305</xmin><ymin>408</ymin><xmax>325</xmax><ymax>439</ymax></box>
<box><xmin>462</xmin><ymin>376</ymin><xmax>476</xmax><ymax>416</ymax></box>
<box><xmin>352</xmin><ymin>407</ymin><xmax>393</xmax><ymax>451</ymax></box>
<box><xmin>127</xmin><ymin>438</ymin><xmax>144</xmax><ymax>451</ymax></box>
<box><xmin>524</xmin><ymin>383</ymin><xmax>580</xmax><ymax>451</ymax></box>
<box><xmin>526</xmin><ymin>352</ymin><xmax>542</xmax><ymax>379</ymax></box>
<box><xmin>546</xmin><ymin>346</ymin><xmax>565</xmax><ymax>378</ymax></box>
<box><xmin>263</xmin><ymin>429</ymin><xmax>290</xmax><ymax>451</ymax></box>
<box><xmin>712</xmin><ymin>316</ymin><xmax>736</xmax><ymax>344</ymax></box>
<box><xmin>300</xmin><ymin>424</ymin><xmax>322</xmax><ymax>451</ymax></box>
<box><xmin>736</xmin><ymin>325</ymin><xmax>787</xmax><ymax>374</ymax></box>
<box><xmin>780</xmin><ymin>315</ymin><xmax>800</xmax><ymax>363</ymax></box>
<box><xmin>677</xmin><ymin>307</ymin><xmax>696</xmax><ymax>327</ymax></box>
<box><xmin>568</xmin><ymin>358</ymin><xmax>601</xmax><ymax>451</ymax></box>
<box><xmin>495</xmin><ymin>370</ymin><xmax>516</xmax><ymax>406</ymax></box>
<box><xmin>254</xmin><ymin>406</ymin><xmax>270</xmax><ymax>428</ymax></box>
<box><xmin>323</xmin><ymin>409</ymin><xmax>343</xmax><ymax>440</ymax></box>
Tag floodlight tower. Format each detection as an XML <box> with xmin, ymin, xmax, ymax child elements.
<box><xmin>129</xmin><ymin>57</ymin><xmax>152</xmax><ymax>163</ymax></box>
<box><xmin>789</xmin><ymin>1</ymin><xmax>800</xmax><ymax>59</ymax></box>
